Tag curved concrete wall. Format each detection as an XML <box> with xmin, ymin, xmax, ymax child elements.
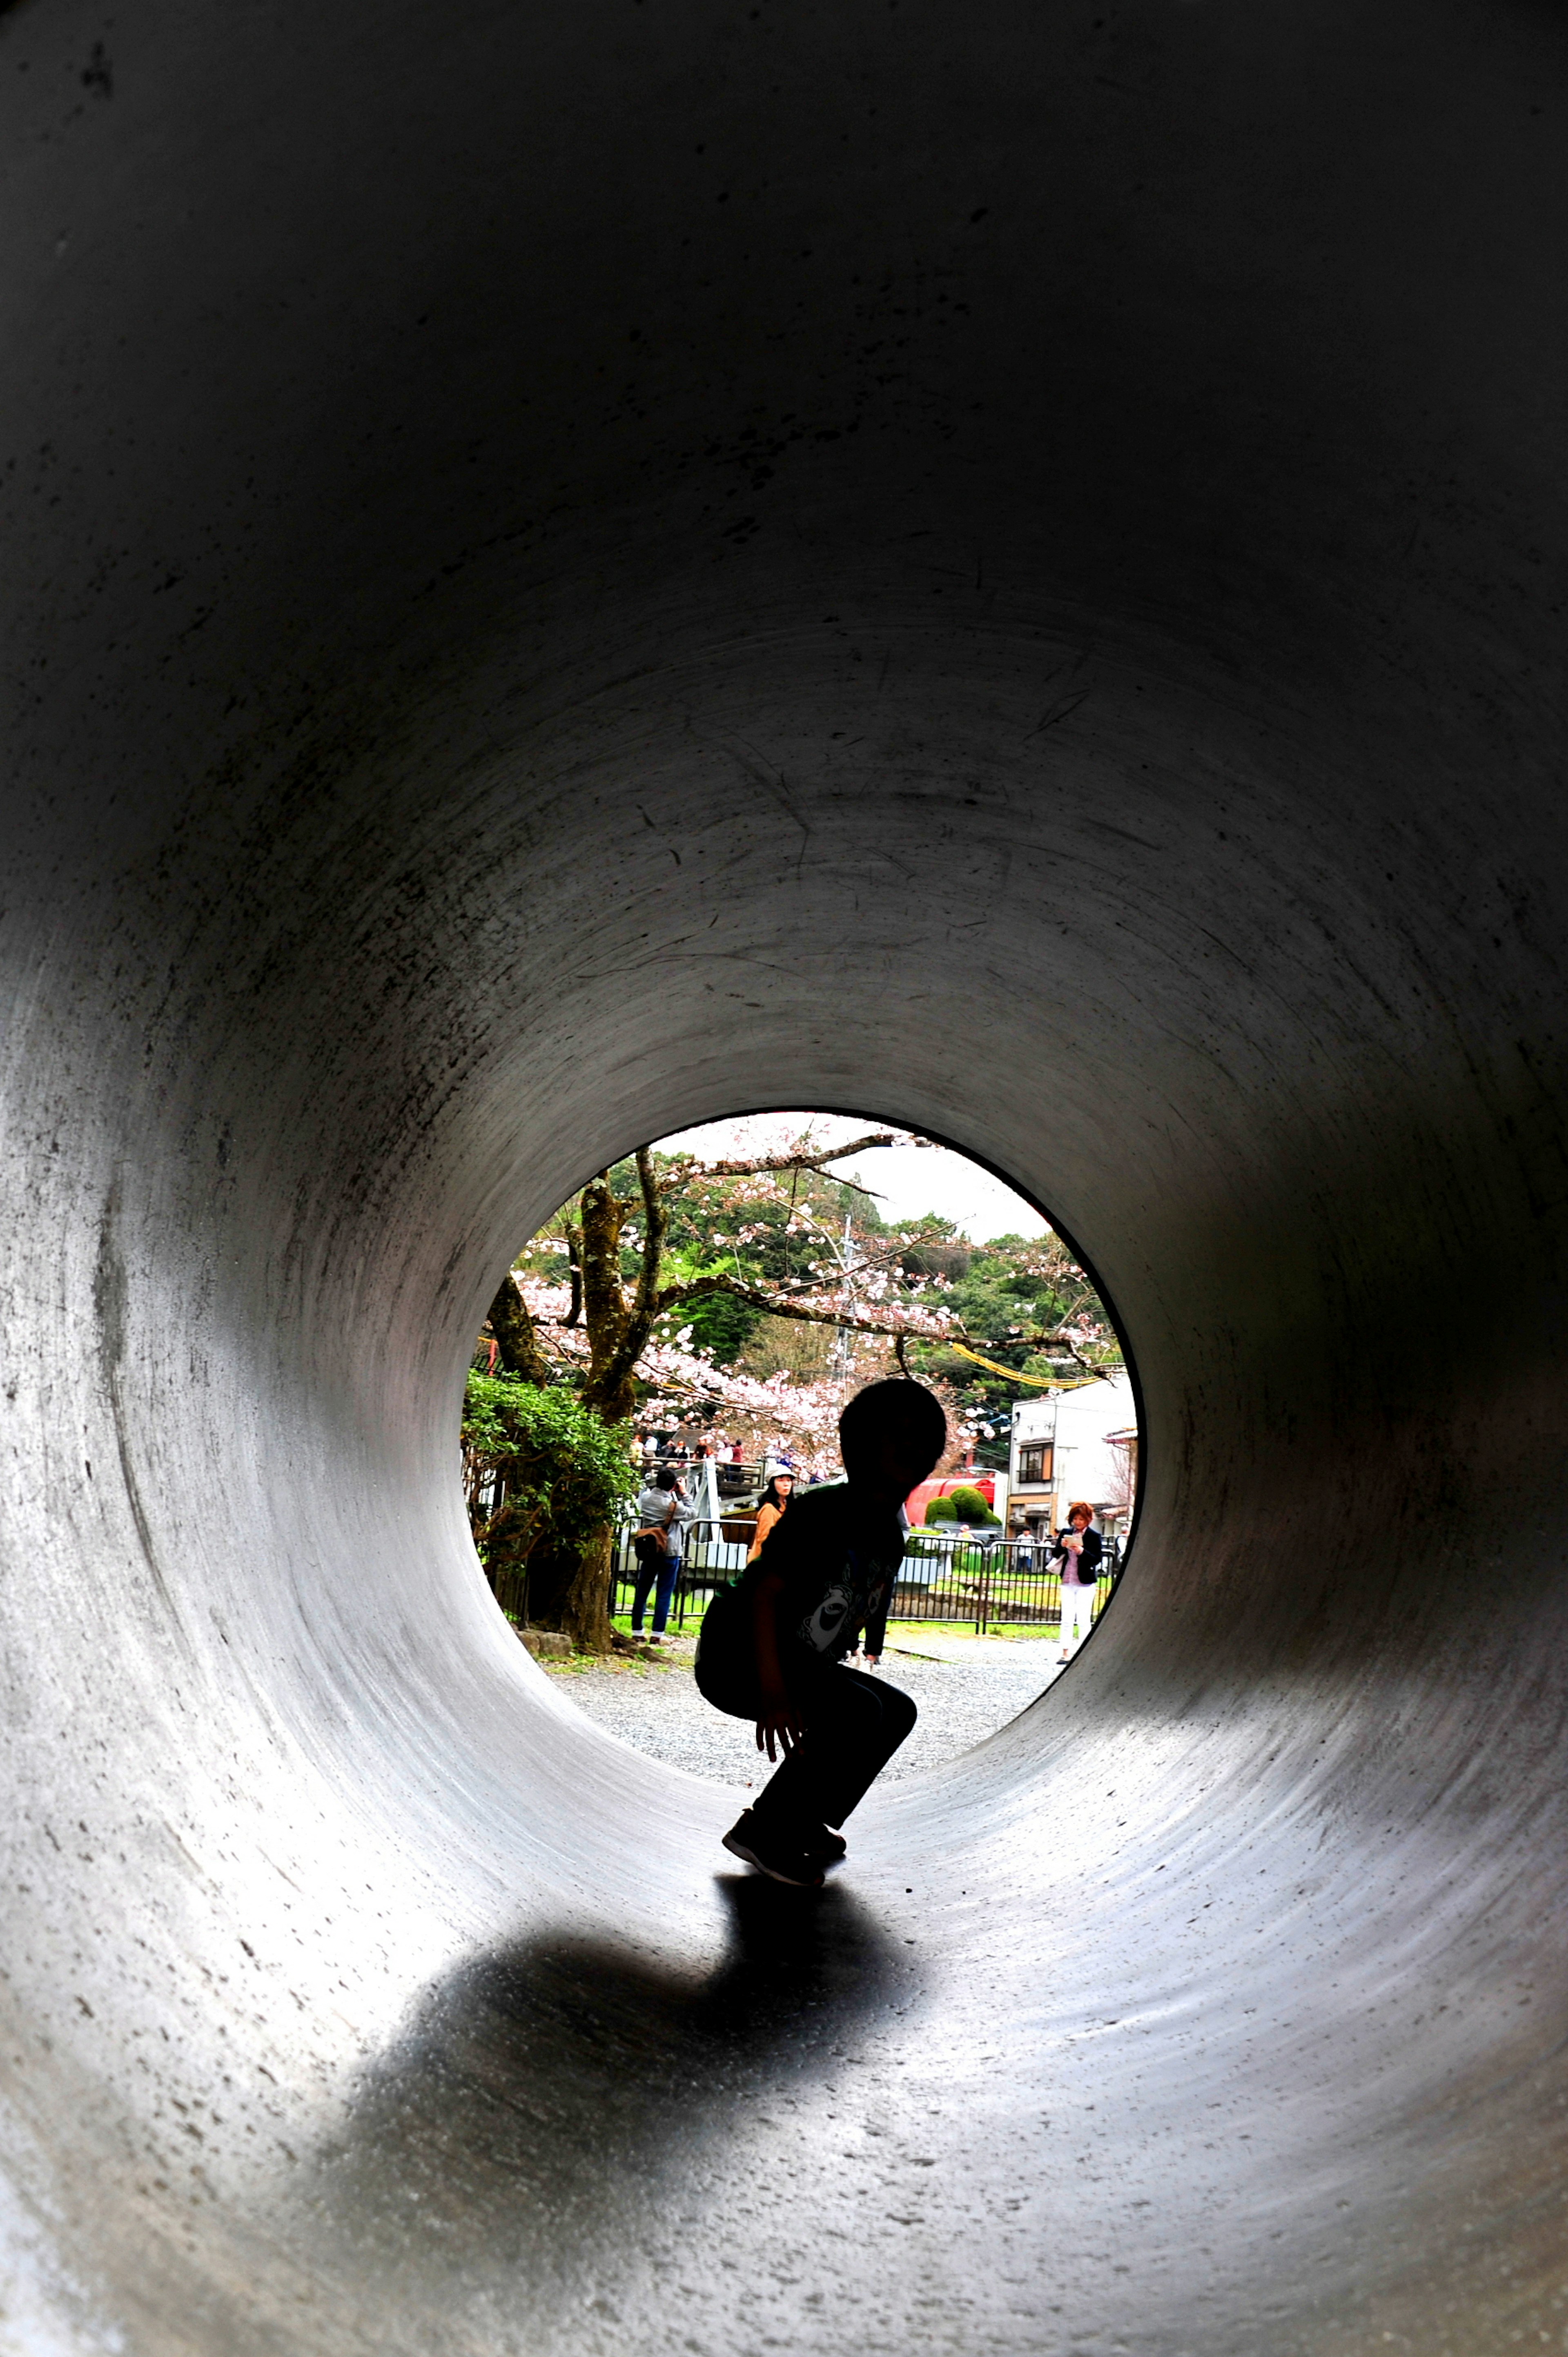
<box><xmin>3</xmin><ymin>2</ymin><xmax>1566</xmax><ymax>2350</ymax></box>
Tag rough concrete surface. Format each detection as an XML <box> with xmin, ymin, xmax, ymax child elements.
<box><xmin>2</xmin><ymin>2</ymin><xmax>1567</xmax><ymax>2353</ymax></box>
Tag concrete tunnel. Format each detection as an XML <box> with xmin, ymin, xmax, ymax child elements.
<box><xmin>2</xmin><ymin>0</ymin><xmax>1566</xmax><ymax>2348</ymax></box>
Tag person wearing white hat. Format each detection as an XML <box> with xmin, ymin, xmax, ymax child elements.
<box><xmin>747</xmin><ymin>1468</ymin><xmax>795</xmax><ymax>1560</ymax></box>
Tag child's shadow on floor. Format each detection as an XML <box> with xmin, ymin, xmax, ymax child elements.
<box><xmin>297</xmin><ymin>1874</ymin><xmax>911</xmax><ymax>2276</ymax></box>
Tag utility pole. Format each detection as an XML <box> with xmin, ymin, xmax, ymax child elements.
<box><xmin>831</xmin><ymin>1206</ymin><xmax>854</xmax><ymax>1382</ymax></box>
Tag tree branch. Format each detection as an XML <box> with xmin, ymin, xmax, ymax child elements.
<box><xmin>591</xmin><ymin>1145</ymin><xmax>670</xmax><ymax>1408</ymax></box>
<box><xmin>665</xmin><ymin>1132</ymin><xmax>898</xmax><ymax>1184</ymax></box>
<box><xmin>653</xmin><ymin>1268</ymin><xmax>960</xmax><ymax>1344</ymax></box>
<box><xmin>1005</xmin><ymin>1314</ymin><xmax>1118</xmax><ymax>1377</ymax></box>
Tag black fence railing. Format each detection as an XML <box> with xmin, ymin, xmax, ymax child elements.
<box><xmin>609</xmin><ymin>1522</ymin><xmax>1125</xmax><ymax>1637</ymax></box>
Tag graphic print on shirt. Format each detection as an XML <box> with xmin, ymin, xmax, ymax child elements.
<box><xmin>797</xmin><ymin>1583</ymin><xmax>853</xmax><ymax>1654</ymax></box>
<box><xmin>794</xmin><ymin>1545</ymin><xmax>892</xmax><ymax>1655</ymax></box>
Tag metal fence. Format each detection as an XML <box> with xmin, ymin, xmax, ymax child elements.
<box><xmin>610</xmin><ymin>1522</ymin><xmax>1123</xmax><ymax>1637</ymax></box>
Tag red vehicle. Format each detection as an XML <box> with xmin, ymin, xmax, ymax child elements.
<box><xmin>905</xmin><ymin>1472</ymin><xmax>1000</xmax><ymax>1523</ymax></box>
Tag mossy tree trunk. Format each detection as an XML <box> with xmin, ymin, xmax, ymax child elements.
<box><xmin>563</xmin><ymin>1525</ymin><xmax>615</xmax><ymax>1656</ymax></box>
<box><xmin>487</xmin><ymin>1274</ymin><xmax>553</xmax><ymax>1385</ymax></box>
<box><xmin>523</xmin><ymin>1527</ymin><xmax>615</xmax><ymax>1654</ymax></box>
<box><xmin>546</xmin><ymin>1155</ymin><xmax>664</xmax><ymax>1653</ymax></box>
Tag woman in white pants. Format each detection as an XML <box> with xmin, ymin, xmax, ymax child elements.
<box><xmin>1053</xmin><ymin>1502</ymin><xmax>1103</xmax><ymax>1663</ymax></box>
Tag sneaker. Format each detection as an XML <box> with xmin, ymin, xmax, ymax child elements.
<box><xmin>810</xmin><ymin>1827</ymin><xmax>847</xmax><ymax>1865</ymax></box>
<box><xmin>721</xmin><ymin>1811</ymin><xmax>824</xmax><ymax>1888</ymax></box>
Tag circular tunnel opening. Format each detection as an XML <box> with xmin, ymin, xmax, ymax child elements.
<box><xmin>461</xmin><ymin>1108</ymin><xmax>1142</xmax><ymax>1802</ymax></box>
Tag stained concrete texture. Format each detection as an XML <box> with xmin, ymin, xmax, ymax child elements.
<box><xmin>1</xmin><ymin>1</ymin><xmax>1566</xmax><ymax>2351</ymax></box>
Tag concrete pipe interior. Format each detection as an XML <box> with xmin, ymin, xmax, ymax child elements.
<box><xmin>3</xmin><ymin>2</ymin><xmax>1567</xmax><ymax>2351</ymax></box>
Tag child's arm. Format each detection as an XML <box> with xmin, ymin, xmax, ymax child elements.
<box><xmin>750</xmin><ymin>1567</ymin><xmax>804</xmax><ymax>1760</ymax></box>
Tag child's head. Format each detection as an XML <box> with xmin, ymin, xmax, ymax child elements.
<box><xmin>838</xmin><ymin>1379</ymin><xmax>947</xmax><ymax>1505</ymax></box>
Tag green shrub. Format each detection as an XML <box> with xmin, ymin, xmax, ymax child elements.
<box><xmin>462</xmin><ymin>1372</ymin><xmax>637</xmax><ymax>1578</ymax></box>
<box><xmin>923</xmin><ymin>1493</ymin><xmax>958</xmax><ymax>1524</ymax></box>
<box><xmin>949</xmin><ymin>1484</ymin><xmax>1000</xmax><ymax>1526</ymax></box>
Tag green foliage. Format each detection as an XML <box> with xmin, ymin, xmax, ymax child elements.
<box><xmin>924</xmin><ymin>1493</ymin><xmax>958</xmax><ymax>1524</ymax></box>
<box><xmin>648</xmin><ymin>1230</ymin><xmax>768</xmax><ymax>1364</ymax></box>
<box><xmin>949</xmin><ymin>1484</ymin><xmax>1000</xmax><ymax>1526</ymax></box>
<box><xmin>903</xmin><ymin>1228</ymin><xmax>1124</xmax><ymax>1470</ymax></box>
<box><xmin>656</xmin><ymin>1168</ymin><xmax>877</xmax><ymax>1346</ymax></box>
<box><xmin>462</xmin><ymin>1373</ymin><xmax>637</xmax><ymax>1569</ymax></box>
<box><xmin>678</xmin><ymin>1286</ymin><xmax>763</xmax><ymax>1364</ymax></box>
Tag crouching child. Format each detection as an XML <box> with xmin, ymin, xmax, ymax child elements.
<box><xmin>695</xmin><ymin>1378</ymin><xmax>947</xmax><ymax>1888</ymax></box>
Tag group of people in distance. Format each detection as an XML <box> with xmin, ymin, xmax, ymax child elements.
<box><xmin>633</xmin><ymin>1426</ymin><xmax>744</xmax><ymax>1469</ymax></box>
<box><xmin>625</xmin><ymin>1379</ymin><xmax>1115</xmax><ymax>1891</ymax></box>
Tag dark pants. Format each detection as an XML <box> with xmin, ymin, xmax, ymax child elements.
<box><xmin>695</xmin><ymin>1598</ymin><xmax>917</xmax><ymax>1832</ymax></box>
<box><xmin>631</xmin><ymin>1541</ymin><xmax>679</xmax><ymax>1634</ymax></box>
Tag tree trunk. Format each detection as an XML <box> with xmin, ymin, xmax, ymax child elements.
<box><xmin>526</xmin><ymin>1524</ymin><xmax>615</xmax><ymax>1655</ymax></box>
<box><xmin>563</xmin><ymin>1522</ymin><xmax>615</xmax><ymax>1655</ymax></box>
<box><xmin>487</xmin><ymin>1274</ymin><xmax>552</xmax><ymax>1386</ymax></box>
<box><xmin>475</xmin><ymin>1497</ymin><xmax>546</xmax><ymax>1625</ymax></box>
<box><xmin>580</xmin><ymin>1150</ymin><xmax>670</xmax><ymax>1424</ymax></box>
<box><xmin>579</xmin><ymin>1173</ymin><xmax>638</xmax><ymax>1419</ymax></box>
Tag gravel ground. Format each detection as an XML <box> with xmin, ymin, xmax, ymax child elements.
<box><xmin>542</xmin><ymin>1631</ymin><xmax>1068</xmax><ymax>1788</ymax></box>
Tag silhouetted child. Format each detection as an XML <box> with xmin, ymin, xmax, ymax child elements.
<box><xmin>695</xmin><ymin>1379</ymin><xmax>947</xmax><ymax>1887</ymax></box>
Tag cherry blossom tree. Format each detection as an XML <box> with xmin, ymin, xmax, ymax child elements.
<box><xmin>486</xmin><ymin>1125</ymin><xmax>961</xmax><ymax>1419</ymax></box>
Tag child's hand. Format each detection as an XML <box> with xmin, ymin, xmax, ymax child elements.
<box><xmin>755</xmin><ymin>1687</ymin><xmax>805</xmax><ymax>1761</ymax></box>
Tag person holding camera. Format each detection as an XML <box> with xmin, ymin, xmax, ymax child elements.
<box><xmin>631</xmin><ymin>1466</ymin><xmax>693</xmax><ymax>1643</ymax></box>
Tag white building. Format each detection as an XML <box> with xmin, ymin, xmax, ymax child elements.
<box><xmin>1007</xmin><ymin>1372</ymin><xmax>1138</xmax><ymax>1541</ymax></box>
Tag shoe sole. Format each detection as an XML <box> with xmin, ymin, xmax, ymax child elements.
<box><xmin>721</xmin><ymin>1829</ymin><xmax>823</xmax><ymax>1887</ymax></box>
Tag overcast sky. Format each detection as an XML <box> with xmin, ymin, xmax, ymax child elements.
<box><xmin>655</xmin><ymin>1113</ymin><xmax>1049</xmax><ymax>1243</ymax></box>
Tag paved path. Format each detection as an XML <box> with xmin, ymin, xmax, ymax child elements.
<box><xmin>541</xmin><ymin>1631</ymin><xmax>1069</xmax><ymax>1788</ymax></box>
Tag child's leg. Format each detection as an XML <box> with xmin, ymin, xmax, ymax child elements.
<box><xmin>693</xmin><ymin>1596</ymin><xmax>762</xmax><ymax>1719</ymax></box>
<box><xmin>751</xmin><ymin>1664</ymin><xmax>917</xmax><ymax>1832</ymax></box>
